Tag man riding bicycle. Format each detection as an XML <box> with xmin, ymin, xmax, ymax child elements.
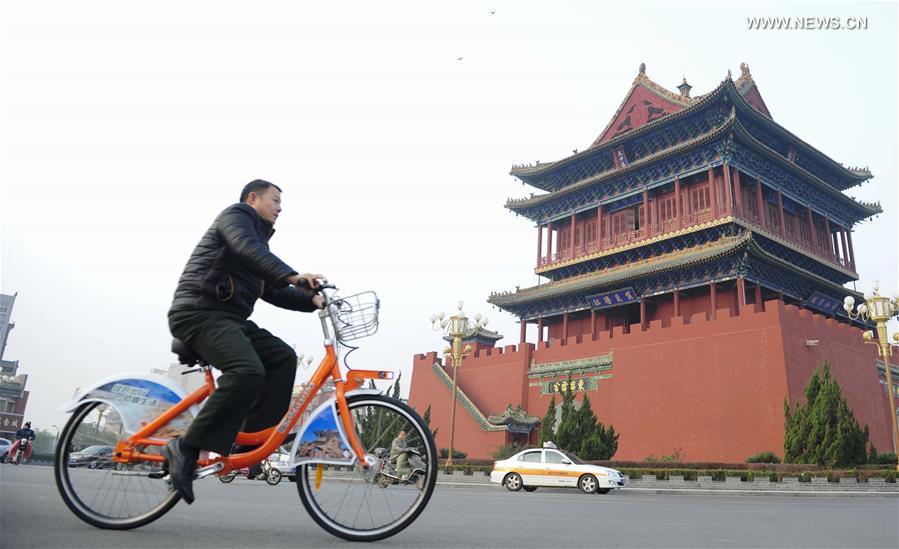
<box><xmin>165</xmin><ymin>179</ymin><xmax>325</xmax><ymax>503</ymax></box>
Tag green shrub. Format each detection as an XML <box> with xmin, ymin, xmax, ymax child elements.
<box><xmin>438</xmin><ymin>448</ymin><xmax>467</xmax><ymax>459</ymax></box>
<box><xmin>746</xmin><ymin>451</ymin><xmax>781</xmax><ymax>464</ymax></box>
<box><xmin>491</xmin><ymin>443</ymin><xmax>525</xmax><ymax>460</ymax></box>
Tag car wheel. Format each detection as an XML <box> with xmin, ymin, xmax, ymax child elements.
<box><xmin>522</xmin><ymin>486</ymin><xmax>537</xmax><ymax>492</ymax></box>
<box><xmin>597</xmin><ymin>488</ymin><xmax>612</xmax><ymax>494</ymax></box>
<box><xmin>579</xmin><ymin>474</ymin><xmax>598</xmax><ymax>494</ymax></box>
<box><xmin>88</xmin><ymin>462</ymin><xmax>97</xmax><ymax>470</ymax></box>
<box><xmin>503</xmin><ymin>473</ymin><xmax>523</xmax><ymax>492</ymax></box>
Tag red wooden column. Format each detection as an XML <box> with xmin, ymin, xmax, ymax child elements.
<box><xmin>710</xmin><ymin>282</ymin><xmax>718</xmax><ymax>319</ymax></box>
<box><xmin>731</xmin><ymin>166</ymin><xmax>742</xmax><ymax>217</ymax></box>
<box><xmin>570</xmin><ymin>214</ymin><xmax>577</xmax><ymax>259</ymax></box>
<box><xmin>755</xmin><ymin>285</ymin><xmax>763</xmax><ymax>312</ymax></box>
<box><xmin>642</xmin><ymin>189</ymin><xmax>650</xmax><ymax>238</ymax></box>
<box><xmin>805</xmin><ymin>206</ymin><xmax>815</xmax><ymax>247</ymax></box>
<box><xmin>736</xmin><ymin>277</ymin><xmax>747</xmax><ymax>315</ymax></box>
<box><xmin>537</xmin><ymin>318</ymin><xmax>544</xmax><ymax>343</ymax></box>
<box><xmin>673</xmin><ymin>289</ymin><xmax>681</xmax><ymax>318</ymax></box>
<box><xmin>846</xmin><ymin>229</ymin><xmax>856</xmax><ymax>271</ymax></box>
<box><xmin>562</xmin><ymin>312</ymin><xmax>570</xmax><ymax>342</ymax></box>
<box><xmin>640</xmin><ymin>299</ymin><xmax>647</xmax><ymax>330</ymax></box>
<box><xmin>722</xmin><ymin>163</ymin><xmax>734</xmax><ymax>215</ymax></box>
<box><xmin>546</xmin><ymin>221</ymin><xmax>553</xmax><ymax>262</ymax></box>
<box><xmin>596</xmin><ymin>205</ymin><xmax>603</xmax><ymax>251</ymax></box>
<box><xmin>708</xmin><ymin>166</ymin><xmax>719</xmax><ymax>217</ymax></box>
<box><xmin>590</xmin><ymin>310</ymin><xmax>597</xmax><ymax>339</ymax></box>
<box><xmin>823</xmin><ymin>217</ymin><xmax>834</xmax><ymax>259</ymax></box>
<box><xmin>519</xmin><ymin>319</ymin><xmax>527</xmax><ymax>344</ymax></box>
<box><xmin>536</xmin><ymin>225</ymin><xmax>543</xmax><ymax>267</ymax></box>
<box><xmin>776</xmin><ymin>191</ymin><xmax>786</xmax><ymax>238</ymax></box>
<box><xmin>755</xmin><ymin>179</ymin><xmax>767</xmax><ymax>226</ymax></box>
<box><xmin>674</xmin><ymin>176</ymin><xmax>683</xmax><ymax>228</ymax></box>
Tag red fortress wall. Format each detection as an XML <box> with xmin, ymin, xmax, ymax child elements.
<box><xmin>409</xmin><ymin>300</ymin><xmax>894</xmax><ymax>462</ymax></box>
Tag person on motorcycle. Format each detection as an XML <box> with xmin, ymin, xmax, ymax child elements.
<box><xmin>389</xmin><ymin>430</ymin><xmax>412</xmax><ymax>479</ymax></box>
<box><xmin>13</xmin><ymin>421</ymin><xmax>36</xmax><ymax>463</ymax></box>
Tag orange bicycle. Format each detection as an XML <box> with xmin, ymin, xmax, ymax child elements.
<box><xmin>54</xmin><ymin>285</ymin><xmax>437</xmax><ymax>541</ymax></box>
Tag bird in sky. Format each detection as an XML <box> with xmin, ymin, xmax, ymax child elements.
<box><xmin>489</xmin><ymin>10</ymin><xmax>496</xmax><ymax>15</ymax></box>
<box><xmin>457</xmin><ymin>56</ymin><xmax>463</xmax><ymax>62</ymax></box>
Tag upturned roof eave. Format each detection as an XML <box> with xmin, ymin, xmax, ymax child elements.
<box><xmin>508</xmin><ymin>80</ymin><xmax>729</xmax><ymax>184</ymax></box>
<box><xmin>506</xmin><ymin>114</ymin><xmax>879</xmax><ymax>224</ymax></box>
<box><xmin>510</xmin><ymin>78</ymin><xmax>871</xmax><ymax>188</ymax></box>
<box><xmin>488</xmin><ymin>234</ymin><xmax>750</xmax><ymax>308</ymax></box>
<box><xmin>505</xmin><ymin>112</ymin><xmax>739</xmax><ymax>217</ymax></box>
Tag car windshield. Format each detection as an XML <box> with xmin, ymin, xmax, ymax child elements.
<box><xmin>80</xmin><ymin>445</ymin><xmax>108</xmax><ymax>454</ymax></box>
<box><xmin>562</xmin><ymin>451</ymin><xmax>587</xmax><ymax>464</ymax></box>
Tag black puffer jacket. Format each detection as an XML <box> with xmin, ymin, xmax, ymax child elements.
<box><xmin>169</xmin><ymin>203</ymin><xmax>317</xmax><ymax>319</ymax></box>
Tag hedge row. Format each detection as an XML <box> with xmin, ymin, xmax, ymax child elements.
<box><xmin>434</xmin><ymin>463</ymin><xmax>897</xmax><ymax>482</ymax></box>
<box><xmin>438</xmin><ymin>458</ymin><xmax>897</xmax><ymax>473</ymax></box>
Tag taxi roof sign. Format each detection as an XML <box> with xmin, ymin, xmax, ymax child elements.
<box><xmin>542</xmin><ymin>441</ymin><xmax>557</xmax><ymax>449</ymax></box>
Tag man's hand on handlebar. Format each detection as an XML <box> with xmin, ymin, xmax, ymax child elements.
<box><xmin>287</xmin><ymin>273</ymin><xmax>329</xmax><ymax>309</ymax></box>
<box><xmin>288</xmin><ymin>273</ymin><xmax>327</xmax><ymax>289</ymax></box>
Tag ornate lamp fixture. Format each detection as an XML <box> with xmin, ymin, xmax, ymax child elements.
<box><xmin>844</xmin><ymin>281</ymin><xmax>899</xmax><ymax>471</ymax></box>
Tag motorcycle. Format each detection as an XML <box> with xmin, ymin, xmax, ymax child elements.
<box><xmin>373</xmin><ymin>447</ymin><xmax>427</xmax><ymax>490</ymax></box>
<box><xmin>10</xmin><ymin>438</ymin><xmax>31</xmax><ymax>466</ymax></box>
<box><xmin>219</xmin><ymin>458</ymin><xmax>282</xmax><ymax>485</ymax></box>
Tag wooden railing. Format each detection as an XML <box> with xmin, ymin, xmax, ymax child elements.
<box><xmin>537</xmin><ymin>200</ymin><xmax>853</xmax><ymax>273</ymax></box>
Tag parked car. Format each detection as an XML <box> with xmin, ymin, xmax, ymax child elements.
<box><xmin>490</xmin><ymin>443</ymin><xmax>625</xmax><ymax>494</ymax></box>
<box><xmin>0</xmin><ymin>437</ymin><xmax>11</xmax><ymax>462</ymax></box>
<box><xmin>67</xmin><ymin>445</ymin><xmax>116</xmax><ymax>469</ymax></box>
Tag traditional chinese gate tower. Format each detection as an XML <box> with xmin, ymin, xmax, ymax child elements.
<box><xmin>408</xmin><ymin>63</ymin><xmax>897</xmax><ymax>462</ymax></box>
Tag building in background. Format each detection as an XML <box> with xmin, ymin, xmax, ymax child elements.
<box><xmin>409</xmin><ymin>63</ymin><xmax>898</xmax><ymax>462</ymax></box>
<box><xmin>0</xmin><ymin>293</ymin><xmax>30</xmax><ymax>438</ymax></box>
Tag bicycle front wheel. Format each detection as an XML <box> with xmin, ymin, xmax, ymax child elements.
<box><xmin>296</xmin><ymin>394</ymin><xmax>437</xmax><ymax>541</ymax></box>
<box><xmin>54</xmin><ymin>401</ymin><xmax>179</xmax><ymax>529</ymax></box>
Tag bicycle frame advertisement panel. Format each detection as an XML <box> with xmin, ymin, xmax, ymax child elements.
<box><xmin>288</xmin><ymin>398</ymin><xmax>356</xmax><ymax>467</ymax></box>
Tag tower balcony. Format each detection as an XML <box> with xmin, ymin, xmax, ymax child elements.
<box><xmin>537</xmin><ymin>201</ymin><xmax>854</xmax><ymax>276</ymax></box>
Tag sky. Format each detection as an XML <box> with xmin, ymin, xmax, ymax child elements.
<box><xmin>1</xmin><ymin>1</ymin><xmax>897</xmax><ymax>432</ymax></box>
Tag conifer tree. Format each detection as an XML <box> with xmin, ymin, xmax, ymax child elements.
<box><xmin>554</xmin><ymin>383</ymin><xmax>577</xmax><ymax>451</ymax></box>
<box><xmin>784</xmin><ymin>361</ymin><xmax>869</xmax><ymax>466</ymax></box>
<box><xmin>538</xmin><ymin>395</ymin><xmax>556</xmax><ymax>446</ymax></box>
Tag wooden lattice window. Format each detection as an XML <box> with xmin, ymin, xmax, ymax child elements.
<box><xmin>558</xmin><ymin>228</ymin><xmax>570</xmax><ymax>252</ymax></box>
<box><xmin>690</xmin><ymin>185</ymin><xmax>711</xmax><ymax>213</ymax></box>
<box><xmin>585</xmin><ymin>220</ymin><xmax>597</xmax><ymax>244</ymax></box>
<box><xmin>659</xmin><ymin>195</ymin><xmax>676</xmax><ymax>223</ymax></box>
<box><xmin>798</xmin><ymin>218</ymin><xmax>811</xmax><ymax>243</ymax></box>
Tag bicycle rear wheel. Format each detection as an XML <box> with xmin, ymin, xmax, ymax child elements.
<box><xmin>296</xmin><ymin>394</ymin><xmax>437</xmax><ymax>541</ymax></box>
<box><xmin>54</xmin><ymin>401</ymin><xmax>179</xmax><ymax>529</ymax></box>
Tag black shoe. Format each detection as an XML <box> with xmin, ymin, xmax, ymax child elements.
<box><xmin>162</xmin><ymin>438</ymin><xmax>196</xmax><ymax>504</ymax></box>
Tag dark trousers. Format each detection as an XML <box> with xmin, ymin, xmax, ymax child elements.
<box><xmin>169</xmin><ymin>311</ymin><xmax>297</xmax><ymax>454</ymax></box>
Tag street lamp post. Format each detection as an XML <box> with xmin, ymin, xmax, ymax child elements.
<box><xmin>431</xmin><ymin>301</ymin><xmax>488</xmax><ymax>467</ymax></box>
<box><xmin>844</xmin><ymin>281</ymin><xmax>899</xmax><ymax>472</ymax></box>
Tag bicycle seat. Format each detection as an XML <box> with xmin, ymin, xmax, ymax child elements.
<box><xmin>171</xmin><ymin>338</ymin><xmax>205</xmax><ymax>366</ymax></box>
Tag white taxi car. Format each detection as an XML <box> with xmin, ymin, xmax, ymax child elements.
<box><xmin>490</xmin><ymin>443</ymin><xmax>625</xmax><ymax>494</ymax></box>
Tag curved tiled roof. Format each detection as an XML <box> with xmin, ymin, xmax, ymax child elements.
<box><xmin>505</xmin><ymin>114</ymin><xmax>880</xmax><ymax>221</ymax></box>
<box><xmin>489</xmin><ymin>234</ymin><xmax>750</xmax><ymax>307</ymax></box>
<box><xmin>488</xmin><ymin>231</ymin><xmax>863</xmax><ymax>309</ymax></box>
<box><xmin>510</xmin><ymin>68</ymin><xmax>872</xmax><ymax>189</ymax></box>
